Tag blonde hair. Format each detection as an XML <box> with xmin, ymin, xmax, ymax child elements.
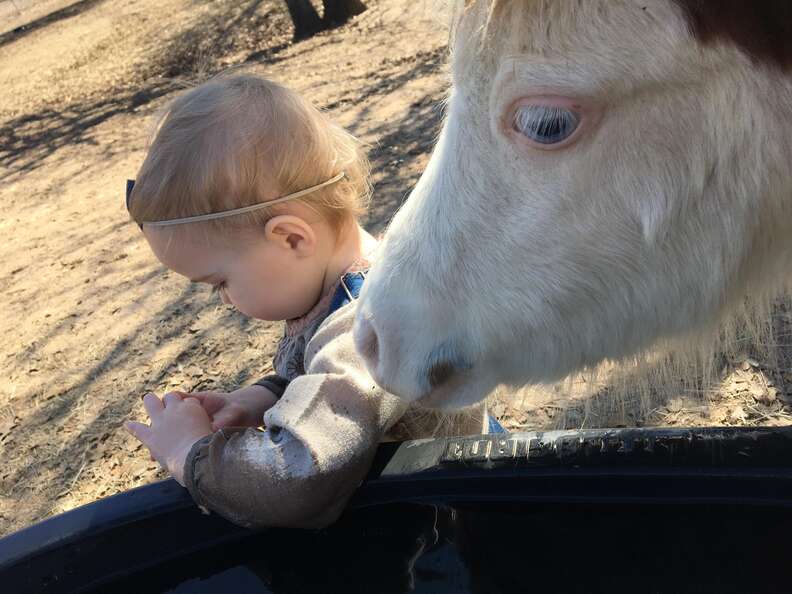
<box><xmin>128</xmin><ymin>74</ymin><xmax>371</xmax><ymax>233</ymax></box>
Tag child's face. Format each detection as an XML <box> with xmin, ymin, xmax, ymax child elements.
<box><xmin>143</xmin><ymin>224</ymin><xmax>327</xmax><ymax>321</ymax></box>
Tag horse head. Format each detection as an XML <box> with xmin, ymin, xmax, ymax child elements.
<box><xmin>355</xmin><ymin>0</ymin><xmax>792</xmax><ymax>409</ymax></box>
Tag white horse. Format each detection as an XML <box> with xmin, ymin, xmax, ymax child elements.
<box><xmin>354</xmin><ymin>0</ymin><xmax>792</xmax><ymax>411</ymax></box>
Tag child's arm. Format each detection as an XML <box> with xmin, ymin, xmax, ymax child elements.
<box><xmin>181</xmin><ymin>305</ymin><xmax>409</xmax><ymax>529</ymax></box>
<box><xmin>125</xmin><ymin>384</ymin><xmax>282</xmax><ymax>481</ymax></box>
<box><xmin>190</xmin><ymin>384</ymin><xmax>280</xmax><ymax>430</ymax></box>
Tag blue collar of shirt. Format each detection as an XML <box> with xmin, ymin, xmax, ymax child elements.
<box><xmin>327</xmin><ymin>271</ymin><xmax>367</xmax><ymax>317</ymax></box>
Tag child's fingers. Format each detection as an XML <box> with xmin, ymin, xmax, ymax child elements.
<box><xmin>205</xmin><ymin>399</ymin><xmax>227</xmax><ymax>417</ymax></box>
<box><xmin>189</xmin><ymin>391</ymin><xmax>213</xmax><ymax>401</ymax></box>
<box><xmin>182</xmin><ymin>397</ymin><xmax>205</xmax><ymax>411</ymax></box>
<box><xmin>124</xmin><ymin>421</ymin><xmax>152</xmax><ymax>443</ymax></box>
<box><xmin>212</xmin><ymin>406</ymin><xmax>249</xmax><ymax>430</ymax></box>
<box><xmin>211</xmin><ymin>410</ymin><xmax>235</xmax><ymax>430</ymax></box>
<box><xmin>190</xmin><ymin>392</ymin><xmax>226</xmax><ymax>416</ymax></box>
<box><xmin>162</xmin><ymin>392</ymin><xmax>183</xmax><ymax>407</ymax></box>
<box><xmin>142</xmin><ymin>393</ymin><xmax>163</xmax><ymax>417</ymax></box>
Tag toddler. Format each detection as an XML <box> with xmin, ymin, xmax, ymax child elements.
<box><xmin>123</xmin><ymin>74</ymin><xmax>493</xmax><ymax>529</ymax></box>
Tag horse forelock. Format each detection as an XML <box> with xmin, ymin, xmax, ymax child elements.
<box><xmin>453</xmin><ymin>0</ymin><xmax>597</xmax><ymax>52</ymax></box>
<box><xmin>456</xmin><ymin>0</ymin><xmax>792</xmax><ymax>72</ymax></box>
<box><xmin>673</xmin><ymin>0</ymin><xmax>792</xmax><ymax>71</ymax></box>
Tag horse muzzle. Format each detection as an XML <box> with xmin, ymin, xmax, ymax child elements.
<box><xmin>353</xmin><ymin>306</ymin><xmax>477</xmax><ymax>405</ymax></box>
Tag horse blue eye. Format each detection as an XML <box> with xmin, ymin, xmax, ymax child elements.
<box><xmin>512</xmin><ymin>105</ymin><xmax>581</xmax><ymax>145</ymax></box>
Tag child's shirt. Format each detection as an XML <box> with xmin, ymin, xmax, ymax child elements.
<box><xmin>182</xmin><ymin>263</ymin><xmax>487</xmax><ymax>529</ymax></box>
<box><xmin>272</xmin><ymin>260</ymin><xmax>369</xmax><ymax>381</ymax></box>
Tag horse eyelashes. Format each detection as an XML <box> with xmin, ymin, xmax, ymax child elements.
<box><xmin>512</xmin><ymin>105</ymin><xmax>581</xmax><ymax>145</ymax></box>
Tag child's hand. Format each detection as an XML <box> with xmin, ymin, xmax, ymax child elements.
<box><xmin>190</xmin><ymin>385</ymin><xmax>278</xmax><ymax>430</ymax></box>
<box><xmin>124</xmin><ymin>392</ymin><xmax>213</xmax><ymax>486</ymax></box>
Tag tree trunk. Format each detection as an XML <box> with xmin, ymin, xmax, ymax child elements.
<box><xmin>322</xmin><ymin>0</ymin><xmax>367</xmax><ymax>25</ymax></box>
<box><xmin>283</xmin><ymin>0</ymin><xmax>324</xmax><ymax>40</ymax></box>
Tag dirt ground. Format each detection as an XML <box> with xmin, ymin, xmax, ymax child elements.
<box><xmin>1</xmin><ymin>0</ymin><xmax>791</xmax><ymax>537</ymax></box>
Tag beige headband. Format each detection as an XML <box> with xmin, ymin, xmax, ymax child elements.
<box><xmin>142</xmin><ymin>171</ymin><xmax>346</xmax><ymax>227</ymax></box>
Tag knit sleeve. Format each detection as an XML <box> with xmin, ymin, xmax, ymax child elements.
<box><xmin>182</xmin><ymin>305</ymin><xmax>407</xmax><ymax>529</ymax></box>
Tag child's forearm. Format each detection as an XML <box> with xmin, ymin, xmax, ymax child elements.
<box><xmin>183</xmin><ymin>374</ymin><xmax>406</xmax><ymax>528</ymax></box>
<box><xmin>238</xmin><ymin>384</ymin><xmax>279</xmax><ymax>411</ymax></box>
<box><xmin>251</xmin><ymin>374</ymin><xmax>289</xmax><ymax>399</ymax></box>
<box><xmin>168</xmin><ymin>439</ymin><xmax>198</xmax><ymax>486</ymax></box>
<box><xmin>213</xmin><ymin>385</ymin><xmax>280</xmax><ymax>428</ymax></box>
<box><xmin>182</xmin><ymin>421</ymin><xmax>377</xmax><ymax>528</ymax></box>
<box><xmin>182</xmin><ymin>307</ymin><xmax>408</xmax><ymax>529</ymax></box>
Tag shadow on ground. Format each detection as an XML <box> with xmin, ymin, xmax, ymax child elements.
<box><xmin>0</xmin><ymin>0</ymin><xmax>297</xmax><ymax>181</ymax></box>
<box><xmin>0</xmin><ymin>240</ymin><xmax>270</xmax><ymax>515</ymax></box>
<box><xmin>0</xmin><ymin>0</ymin><xmax>108</xmax><ymax>47</ymax></box>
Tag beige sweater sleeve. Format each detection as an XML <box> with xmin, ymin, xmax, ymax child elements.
<box><xmin>182</xmin><ymin>305</ymin><xmax>409</xmax><ymax>529</ymax></box>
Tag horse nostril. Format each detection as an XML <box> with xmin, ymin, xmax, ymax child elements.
<box><xmin>354</xmin><ymin>316</ymin><xmax>380</xmax><ymax>369</ymax></box>
<box><xmin>427</xmin><ymin>360</ymin><xmax>457</xmax><ymax>389</ymax></box>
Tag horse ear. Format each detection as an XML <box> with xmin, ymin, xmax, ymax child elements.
<box><xmin>673</xmin><ymin>0</ymin><xmax>792</xmax><ymax>71</ymax></box>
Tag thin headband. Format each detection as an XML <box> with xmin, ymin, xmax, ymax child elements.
<box><xmin>125</xmin><ymin>172</ymin><xmax>346</xmax><ymax>227</ymax></box>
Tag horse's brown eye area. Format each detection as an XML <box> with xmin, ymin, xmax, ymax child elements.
<box><xmin>512</xmin><ymin>105</ymin><xmax>581</xmax><ymax>145</ymax></box>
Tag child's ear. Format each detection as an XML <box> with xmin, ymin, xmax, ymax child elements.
<box><xmin>263</xmin><ymin>215</ymin><xmax>317</xmax><ymax>257</ymax></box>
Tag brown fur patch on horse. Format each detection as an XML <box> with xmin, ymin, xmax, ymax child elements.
<box><xmin>674</xmin><ymin>0</ymin><xmax>792</xmax><ymax>71</ymax></box>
